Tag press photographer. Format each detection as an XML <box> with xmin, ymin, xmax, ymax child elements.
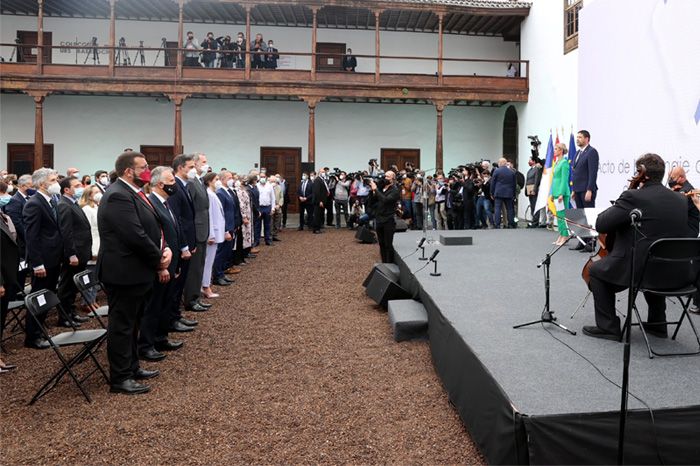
<box><xmin>367</xmin><ymin>171</ymin><xmax>399</xmax><ymax>263</ymax></box>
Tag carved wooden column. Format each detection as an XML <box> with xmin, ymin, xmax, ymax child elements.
<box><xmin>374</xmin><ymin>10</ymin><xmax>382</xmax><ymax>83</ymax></box>
<box><xmin>437</xmin><ymin>12</ymin><xmax>444</xmax><ymax>86</ymax></box>
<box><xmin>36</xmin><ymin>0</ymin><xmax>44</xmax><ymax>73</ymax></box>
<box><xmin>27</xmin><ymin>91</ymin><xmax>49</xmax><ymax>170</ymax></box>
<box><xmin>301</xmin><ymin>96</ymin><xmax>321</xmax><ymax>163</ymax></box>
<box><xmin>245</xmin><ymin>6</ymin><xmax>252</xmax><ymax>80</ymax></box>
<box><xmin>109</xmin><ymin>0</ymin><xmax>116</xmax><ymax>76</ymax></box>
<box><xmin>177</xmin><ymin>0</ymin><xmax>184</xmax><ymax>77</ymax></box>
<box><xmin>311</xmin><ymin>7</ymin><xmax>318</xmax><ymax>81</ymax></box>
<box><xmin>432</xmin><ymin>100</ymin><xmax>450</xmax><ymax>170</ymax></box>
<box><xmin>167</xmin><ymin>94</ymin><xmax>189</xmax><ymax>155</ymax></box>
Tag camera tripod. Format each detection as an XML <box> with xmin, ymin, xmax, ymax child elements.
<box><xmin>133</xmin><ymin>43</ymin><xmax>146</xmax><ymax>66</ymax></box>
<box><xmin>513</xmin><ymin>237</ymin><xmax>576</xmax><ymax>335</ymax></box>
<box><xmin>84</xmin><ymin>42</ymin><xmax>100</xmax><ymax>65</ymax></box>
<box><xmin>116</xmin><ymin>44</ymin><xmax>130</xmax><ymax>66</ymax></box>
<box><xmin>9</xmin><ymin>39</ymin><xmax>21</xmax><ymax>62</ymax></box>
<box><xmin>153</xmin><ymin>38</ymin><xmax>169</xmax><ymax>66</ymax></box>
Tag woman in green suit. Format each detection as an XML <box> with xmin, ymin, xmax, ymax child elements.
<box><xmin>550</xmin><ymin>143</ymin><xmax>571</xmax><ymax>245</ymax></box>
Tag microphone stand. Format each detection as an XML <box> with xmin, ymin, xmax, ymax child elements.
<box><xmin>513</xmin><ymin>238</ymin><xmax>576</xmax><ymax>335</ymax></box>
<box><xmin>617</xmin><ymin>213</ymin><xmax>640</xmax><ymax>464</ymax></box>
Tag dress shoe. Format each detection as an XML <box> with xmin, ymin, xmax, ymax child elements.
<box><xmin>569</xmin><ymin>243</ymin><xmax>585</xmax><ymax>251</ymax></box>
<box><xmin>185</xmin><ymin>302</ymin><xmax>208</xmax><ymax>312</ymax></box>
<box><xmin>214</xmin><ymin>278</ymin><xmax>232</xmax><ymax>286</ymax></box>
<box><xmin>642</xmin><ymin>322</ymin><xmax>668</xmax><ymax>338</ymax></box>
<box><xmin>246</xmin><ymin>254</ymin><xmax>257</xmax><ymax>259</ymax></box>
<box><xmin>251</xmin><ymin>247</ymin><xmax>261</xmax><ymax>254</ymax></box>
<box><xmin>170</xmin><ymin>321</ymin><xmax>195</xmax><ymax>333</ymax></box>
<box><xmin>202</xmin><ymin>291</ymin><xmax>220</xmax><ymax>298</ymax></box>
<box><xmin>582</xmin><ymin>325</ymin><xmax>621</xmax><ymax>341</ymax></box>
<box><xmin>272</xmin><ymin>237</ymin><xmax>281</xmax><ymax>242</ymax></box>
<box><xmin>134</xmin><ymin>368</ymin><xmax>160</xmax><ymax>380</ymax></box>
<box><xmin>265</xmin><ymin>241</ymin><xmax>273</xmax><ymax>246</ymax></box>
<box><xmin>689</xmin><ymin>305</ymin><xmax>700</xmax><ymax>315</ymax></box>
<box><xmin>179</xmin><ymin>317</ymin><xmax>198</xmax><ymax>326</ymax></box>
<box><xmin>110</xmin><ymin>379</ymin><xmax>150</xmax><ymax>395</ymax></box>
<box><xmin>25</xmin><ymin>338</ymin><xmax>50</xmax><ymax>350</ymax></box>
<box><xmin>0</xmin><ymin>363</ymin><xmax>17</xmax><ymax>371</ymax></box>
<box><xmin>139</xmin><ymin>348</ymin><xmax>166</xmax><ymax>362</ymax></box>
<box><xmin>71</xmin><ymin>313</ymin><xmax>90</xmax><ymax>323</ymax></box>
<box><xmin>223</xmin><ymin>277</ymin><xmax>234</xmax><ymax>283</ymax></box>
<box><xmin>57</xmin><ymin>319</ymin><xmax>81</xmax><ymax>328</ymax></box>
<box><xmin>581</xmin><ymin>243</ymin><xmax>595</xmax><ymax>253</ymax></box>
<box><xmin>155</xmin><ymin>339</ymin><xmax>184</xmax><ymax>351</ymax></box>
<box><xmin>225</xmin><ymin>267</ymin><xmax>242</xmax><ymax>274</ymax></box>
<box><xmin>195</xmin><ymin>300</ymin><xmax>213</xmax><ymax>309</ymax></box>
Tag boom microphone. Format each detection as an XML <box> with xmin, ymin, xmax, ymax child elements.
<box><xmin>429</xmin><ymin>249</ymin><xmax>440</xmax><ymax>261</ymax></box>
<box><xmin>417</xmin><ymin>237</ymin><xmax>426</xmax><ymax>248</ymax></box>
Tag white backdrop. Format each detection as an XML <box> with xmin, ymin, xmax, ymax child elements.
<box><xmin>578</xmin><ymin>0</ymin><xmax>700</xmax><ymax>202</ymax></box>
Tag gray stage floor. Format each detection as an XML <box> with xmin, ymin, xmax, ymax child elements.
<box><xmin>394</xmin><ymin>229</ymin><xmax>700</xmax><ymax>416</ymax></box>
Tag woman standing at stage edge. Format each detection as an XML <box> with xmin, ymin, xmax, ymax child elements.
<box><xmin>550</xmin><ymin>143</ymin><xmax>571</xmax><ymax>246</ymax></box>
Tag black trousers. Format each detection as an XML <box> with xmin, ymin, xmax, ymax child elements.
<box><xmin>312</xmin><ymin>204</ymin><xmax>324</xmax><ymax>232</ymax></box>
<box><xmin>184</xmin><ymin>241</ymin><xmax>205</xmax><ymax>305</ymax></box>
<box><xmin>589</xmin><ymin>275</ymin><xmax>666</xmax><ymax>335</ymax></box>
<box><xmin>326</xmin><ymin>200</ymin><xmax>334</xmax><ymax>226</ymax></box>
<box><xmin>104</xmin><ymin>282</ymin><xmax>153</xmax><ymax>383</ymax></box>
<box><xmin>169</xmin><ymin>257</ymin><xmax>190</xmax><ymax>323</ymax></box>
<box><xmin>57</xmin><ymin>262</ymin><xmax>86</xmax><ymax>316</ymax></box>
<box><xmin>25</xmin><ymin>266</ymin><xmax>61</xmax><ymax>343</ymax></box>
<box><xmin>138</xmin><ymin>276</ymin><xmax>175</xmax><ymax>353</ymax></box>
<box><xmin>282</xmin><ymin>203</ymin><xmax>288</xmax><ymax>227</ymax></box>
<box><xmin>376</xmin><ymin>219</ymin><xmax>396</xmax><ymax>264</ymax></box>
<box><xmin>233</xmin><ymin>228</ymin><xmax>244</xmax><ymax>265</ymax></box>
<box><xmin>299</xmin><ymin>202</ymin><xmax>313</xmax><ymax>229</ymax></box>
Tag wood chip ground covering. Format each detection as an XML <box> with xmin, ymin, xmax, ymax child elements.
<box><xmin>0</xmin><ymin>228</ymin><xmax>485</xmax><ymax>465</ymax></box>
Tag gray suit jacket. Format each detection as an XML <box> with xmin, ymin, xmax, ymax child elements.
<box><xmin>188</xmin><ymin>177</ymin><xmax>210</xmax><ymax>243</ymax></box>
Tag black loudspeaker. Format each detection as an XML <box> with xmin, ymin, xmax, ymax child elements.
<box><xmin>355</xmin><ymin>225</ymin><xmax>377</xmax><ymax>244</ymax></box>
<box><xmin>365</xmin><ymin>271</ymin><xmax>410</xmax><ymax>308</ymax></box>
<box><xmin>395</xmin><ymin>217</ymin><xmax>409</xmax><ymax>232</ymax></box>
<box><xmin>363</xmin><ymin>263</ymin><xmax>400</xmax><ymax>288</ymax></box>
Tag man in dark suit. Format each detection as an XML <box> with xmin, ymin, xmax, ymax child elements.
<box><xmin>490</xmin><ymin>158</ymin><xmax>517</xmax><ymax>229</ymax></box>
<box><xmin>279</xmin><ymin>174</ymin><xmax>290</xmax><ymax>228</ymax></box>
<box><xmin>213</xmin><ymin>171</ymin><xmax>237</xmax><ymax>286</ymax></box>
<box><xmin>264</xmin><ymin>40</ymin><xmax>279</xmax><ymax>69</ymax></box>
<box><xmin>138</xmin><ymin>167</ymin><xmax>183</xmax><ymax>362</ymax></box>
<box><xmin>56</xmin><ymin>176</ymin><xmax>92</xmax><ymax>325</ymax></box>
<box><xmin>167</xmin><ymin>154</ymin><xmax>201</xmax><ymax>329</ymax></box>
<box><xmin>183</xmin><ymin>153</ymin><xmax>211</xmax><ymax>312</ymax></box>
<box><xmin>312</xmin><ymin>169</ymin><xmax>330</xmax><ymax>234</ymax></box>
<box><xmin>1</xmin><ymin>210</ymin><xmax>20</xmax><ymax>344</ymax></box>
<box><xmin>22</xmin><ymin>168</ymin><xmax>64</xmax><ymax>349</ymax></box>
<box><xmin>297</xmin><ymin>173</ymin><xmax>313</xmax><ymax>231</ymax></box>
<box><xmin>4</xmin><ymin>174</ymin><xmax>32</xmax><ymax>287</ymax></box>
<box><xmin>98</xmin><ymin>152</ymin><xmax>172</xmax><ymax>394</ymax></box>
<box><xmin>94</xmin><ymin>170</ymin><xmax>110</xmax><ymax>194</ymax></box>
<box><xmin>343</xmin><ymin>48</ymin><xmax>357</xmax><ymax>72</ymax></box>
<box><xmin>584</xmin><ymin>153</ymin><xmax>692</xmax><ymax>340</ymax></box>
<box><xmin>570</xmin><ymin>130</ymin><xmax>599</xmax><ymax>251</ymax></box>
<box><xmin>368</xmin><ymin>171</ymin><xmax>400</xmax><ymax>263</ymax></box>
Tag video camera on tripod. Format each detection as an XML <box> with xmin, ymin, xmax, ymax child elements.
<box><xmin>84</xmin><ymin>36</ymin><xmax>100</xmax><ymax>64</ymax></box>
<box><xmin>528</xmin><ymin>135</ymin><xmax>542</xmax><ymax>162</ymax></box>
<box><xmin>116</xmin><ymin>37</ymin><xmax>130</xmax><ymax>65</ymax></box>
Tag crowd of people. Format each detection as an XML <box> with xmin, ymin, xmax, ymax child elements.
<box><xmin>0</xmin><ymin>152</ymin><xmax>291</xmax><ymax>391</ymax></box>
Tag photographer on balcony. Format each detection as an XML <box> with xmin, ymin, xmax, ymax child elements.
<box><xmin>201</xmin><ymin>32</ymin><xmax>219</xmax><ymax>68</ymax></box>
<box><xmin>368</xmin><ymin>171</ymin><xmax>399</xmax><ymax>264</ymax></box>
<box><xmin>183</xmin><ymin>31</ymin><xmax>201</xmax><ymax>67</ymax></box>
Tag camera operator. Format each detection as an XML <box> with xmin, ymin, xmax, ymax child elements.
<box><xmin>411</xmin><ymin>174</ymin><xmax>424</xmax><ymax>230</ymax></box>
<box><xmin>462</xmin><ymin>166</ymin><xmax>478</xmax><ymax>229</ymax></box>
<box><xmin>399</xmin><ymin>170</ymin><xmax>414</xmax><ymax>228</ymax></box>
<box><xmin>333</xmin><ymin>171</ymin><xmax>351</xmax><ymax>228</ymax></box>
<box><xmin>217</xmin><ymin>35</ymin><xmax>234</xmax><ymax>68</ymax></box>
<box><xmin>447</xmin><ymin>176</ymin><xmax>463</xmax><ymax>230</ymax></box>
<box><xmin>234</xmin><ymin>33</ymin><xmax>246</xmax><ymax>68</ymax></box>
<box><xmin>475</xmin><ymin>162</ymin><xmax>494</xmax><ymax>228</ymax></box>
<box><xmin>200</xmin><ymin>32</ymin><xmax>218</xmax><ymax>68</ymax></box>
<box><xmin>434</xmin><ymin>174</ymin><xmax>449</xmax><ymax>230</ymax></box>
<box><xmin>183</xmin><ymin>31</ymin><xmax>201</xmax><ymax>67</ymax></box>
<box><xmin>368</xmin><ymin>159</ymin><xmax>380</xmax><ymax>177</ymax></box>
<box><xmin>368</xmin><ymin>171</ymin><xmax>399</xmax><ymax>263</ymax></box>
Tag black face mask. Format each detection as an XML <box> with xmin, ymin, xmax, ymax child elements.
<box><xmin>163</xmin><ymin>183</ymin><xmax>178</xmax><ymax>196</ymax></box>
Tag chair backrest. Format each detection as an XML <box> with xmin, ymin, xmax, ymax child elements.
<box><xmin>73</xmin><ymin>269</ymin><xmax>97</xmax><ymax>293</ymax></box>
<box><xmin>638</xmin><ymin>238</ymin><xmax>700</xmax><ymax>290</ymax></box>
<box><xmin>24</xmin><ymin>289</ymin><xmax>61</xmax><ymax>318</ymax></box>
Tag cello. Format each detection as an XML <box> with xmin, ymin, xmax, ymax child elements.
<box><xmin>580</xmin><ymin>165</ymin><xmax>647</xmax><ymax>285</ymax></box>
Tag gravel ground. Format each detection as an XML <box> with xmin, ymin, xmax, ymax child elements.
<box><xmin>0</xmin><ymin>228</ymin><xmax>484</xmax><ymax>465</ymax></box>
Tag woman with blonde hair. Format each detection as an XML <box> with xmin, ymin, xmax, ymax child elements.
<box><xmin>550</xmin><ymin>142</ymin><xmax>571</xmax><ymax>245</ymax></box>
<box><xmin>79</xmin><ymin>185</ymin><xmax>103</xmax><ymax>310</ymax></box>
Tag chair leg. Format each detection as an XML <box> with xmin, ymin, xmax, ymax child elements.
<box><xmin>632</xmin><ymin>305</ymin><xmax>655</xmax><ymax>359</ymax></box>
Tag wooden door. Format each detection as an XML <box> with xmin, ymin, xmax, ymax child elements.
<box><xmin>7</xmin><ymin>144</ymin><xmax>54</xmax><ymax>174</ymax></box>
<box><xmin>16</xmin><ymin>31</ymin><xmax>52</xmax><ymax>64</ymax></box>
<box><xmin>260</xmin><ymin>147</ymin><xmax>302</xmax><ymax>213</ymax></box>
<box><xmin>316</xmin><ymin>42</ymin><xmax>345</xmax><ymax>71</ymax></box>
<box><xmin>164</xmin><ymin>41</ymin><xmax>178</xmax><ymax>67</ymax></box>
<box><xmin>502</xmin><ymin>105</ymin><xmax>518</xmax><ymax>168</ymax></box>
<box><xmin>140</xmin><ymin>145</ymin><xmax>177</xmax><ymax>167</ymax></box>
<box><xmin>380</xmin><ymin>148</ymin><xmax>421</xmax><ymax>172</ymax></box>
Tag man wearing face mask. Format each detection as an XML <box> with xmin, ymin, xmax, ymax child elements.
<box><xmin>139</xmin><ymin>166</ymin><xmax>183</xmax><ymax>362</ymax></box>
<box><xmin>183</xmin><ymin>31</ymin><xmax>201</xmax><ymax>67</ymax></box>
<box><xmin>94</xmin><ymin>170</ymin><xmax>110</xmax><ymax>194</ymax></box>
<box><xmin>56</xmin><ymin>176</ymin><xmax>92</xmax><ymax>326</ymax></box>
<box><xmin>298</xmin><ymin>173</ymin><xmax>313</xmax><ymax>231</ymax></box>
<box><xmin>201</xmin><ymin>32</ymin><xmax>218</xmax><ymax>68</ymax></box>
<box><xmin>22</xmin><ymin>168</ymin><xmax>64</xmax><ymax>349</ymax></box>
<box><xmin>369</xmin><ymin>171</ymin><xmax>400</xmax><ymax>263</ymax></box>
<box><xmin>265</xmin><ymin>40</ymin><xmax>279</xmax><ymax>69</ymax></box>
<box><xmin>98</xmin><ymin>152</ymin><xmax>172</xmax><ymax>395</ymax></box>
<box><xmin>183</xmin><ymin>153</ymin><xmax>212</xmax><ymax>313</ymax></box>
<box><xmin>334</xmin><ymin>171</ymin><xmax>351</xmax><ymax>228</ymax></box>
<box><xmin>233</xmin><ymin>33</ymin><xmax>246</xmax><ymax>69</ymax></box>
<box><xmin>312</xmin><ymin>169</ymin><xmax>330</xmax><ymax>234</ymax></box>
<box><xmin>217</xmin><ymin>35</ymin><xmax>234</xmax><ymax>68</ymax></box>
<box><xmin>213</xmin><ymin>171</ymin><xmax>238</xmax><ymax>286</ymax></box>
<box><xmin>257</xmin><ymin>174</ymin><xmax>276</xmax><ymax>245</ymax></box>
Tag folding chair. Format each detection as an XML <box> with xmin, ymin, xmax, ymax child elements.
<box><xmin>24</xmin><ymin>289</ymin><xmax>108</xmax><ymax>405</ymax></box>
<box><xmin>626</xmin><ymin>238</ymin><xmax>700</xmax><ymax>359</ymax></box>
<box><xmin>0</xmin><ymin>261</ymin><xmax>31</xmax><ymax>350</ymax></box>
<box><xmin>73</xmin><ymin>269</ymin><xmax>108</xmax><ymax>329</ymax></box>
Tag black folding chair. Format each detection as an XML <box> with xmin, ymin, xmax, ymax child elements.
<box><xmin>73</xmin><ymin>269</ymin><xmax>108</xmax><ymax>329</ymax></box>
<box><xmin>626</xmin><ymin>238</ymin><xmax>700</xmax><ymax>358</ymax></box>
<box><xmin>0</xmin><ymin>261</ymin><xmax>31</xmax><ymax>350</ymax></box>
<box><xmin>24</xmin><ymin>289</ymin><xmax>108</xmax><ymax>405</ymax></box>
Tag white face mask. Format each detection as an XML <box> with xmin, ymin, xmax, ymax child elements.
<box><xmin>93</xmin><ymin>192</ymin><xmax>103</xmax><ymax>203</ymax></box>
<box><xmin>302</xmin><ymin>175</ymin><xmax>308</xmax><ymax>181</ymax></box>
<box><xmin>47</xmin><ymin>182</ymin><xmax>61</xmax><ymax>196</ymax></box>
<box><xmin>310</xmin><ymin>176</ymin><xmax>316</xmax><ymax>181</ymax></box>
<box><xmin>199</xmin><ymin>164</ymin><xmax>210</xmax><ymax>175</ymax></box>
<box><xmin>187</xmin><ymin>168</ymin><xmax>198</xmax><ymax>180</ymax></box>
<box><xmin>235</xmin><ymin>180</ymin><xmax>242</xmax><ymax>188</ymax></box>
<box><xmin>7</xmin><ymin>185</ymin><xmax>14</xmax><ymax>193</ymax></box>
<box><xmin>214</xmin><ymin>180</ymin><xmax>223</xmax><ymax>190</ymax></box>
<box><xmin>99</xmin><ymin>176</ymin><xmax>109</xmax><ymax>186</ymax></box>
<box><xmin>227</xmin><ymin>179</ymin><xmax>234</xmax><ymax>188</ymax></box>
<box><xmin>259</xmin><ymin>177</ymin><xmax>267</xmax><ymax>185</ymax></box>
<box><xmin>73</xmin><ymin>172</ymin><xmax>81</xmax><ymax>179</ymax></box>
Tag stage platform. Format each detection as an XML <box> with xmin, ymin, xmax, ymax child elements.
<box><xmin>393</xmin><ymin>229</ymin><xmax>700</xmax><ymax>465</ymax></box>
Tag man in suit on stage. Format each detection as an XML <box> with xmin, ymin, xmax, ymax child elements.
<box><xmin>138</xmin><ymin>166</ymin><xmax>183</xmax><ymax>362</ymax></box>
<box><xmin>297</xmin><ymin>173</ymin><xmax>313</xmax><ymax>231</ymax></box>
<box><xmin>22</xmin><ymin>168</ymin><xmax>64</xmax><ymax>349</ymax></box>
<box><xmin>98</xmin><ymin>151</ymin><xmax>172</xmax><ymax>394</ymax></box>
<box><xmin>183</xmin><ymin>153</ymin><xmax>211</xmax><ymax>312</ymax></box>
<box><xmin>56</xmin><ymin>176</ymin><xmax>92</xmax><ymax>325</ymax></box>
<box><xmin>570</xmin><ymin>130</ymin><xmax>600</xmax><ymax>251</ymax></box>
<box><xmin>490</xmin><ymin>158</ymin><xmax>517</xmax><ymax>229</ymax></box>
<box><xmin>312</xmin><ymin>169</ymin><xmax>330</xmax><ymax>234</ymax></box>
<box><xmin>584</xmin><ymin>153</ymin><xmax>692</xmax><ymax>341</ymax></box>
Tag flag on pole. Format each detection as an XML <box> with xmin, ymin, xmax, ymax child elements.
<box><xmin>534</xmin><ymin>133</ymin><xmax>555</xmax><ymax>213</ymax></box>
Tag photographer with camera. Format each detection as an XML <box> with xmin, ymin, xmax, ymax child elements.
<box><xmin>434</xmin><ymin>174</ymin><xmax>449</xmax><ymax>230</ymax></box>
<box><xmin>183</xmin><ymin>31</ymin><xmax>201</xmax><ymax>67</ymax></box>
<box><xmin>462</xmin><ymin>166</ymin><xmax>478</xmax><ymax>229</ymax></box>
<box><xmin>200</xmin><ymin>32</ymin><xmax>218</xmax><ymax>68</ymax></box>
<box><xmin>333</xmin><ymin>171</ymin><xmax>351</xmax><ymax>228</ymax></box>
<box><xmin>411</xmin><ymin>174</ymin><xmax>425</xmax><ymax>230</ymax></box>
<box><xmin>216</xmin><ymin>35</ymin><xmax>234</xmax><ymax>68</ymax></box>
<box><xmin>368</xmin><ymin>171</ymin><xmax>399</xmax><ymax>263</ymax></box>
